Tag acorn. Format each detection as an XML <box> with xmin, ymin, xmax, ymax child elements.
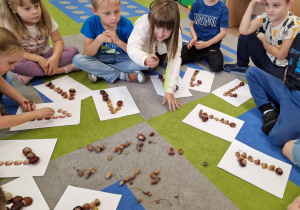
<box><xmin>106</xmin><ymin>172</ymin><xmax>112</xmax><ymax>179</ymax></box>
<box><xmin>254</xmin><ymin>159</ymin><xmax>260</xmax><ymax>165</ymax></box>
<box><xmin>268</xmin><ymin>165</ymin><xmax>275</xmax><ymax>172</ymax></box>
<box><xmin>135</xmin><ymin>169</ymin><xmax>141</xmax><ymax>174</ymax></box>
<box><xmin>261</xmin><ymin>163</ymin><xmax>268</xmax><ymax>169</ymax></box>
<box><xmin>149</xmin><ymin>132</ymin><xmax>155</xmax><ymax>136</ymax></box>
<box><xmin>95</xmin><ymin>199</ymin><xmax>100</xmax><ymax>206</ymax></box>
<box><xmin>247</xmin><ymin>156</ymin><xmax>254</xmax><ymax>162</ymax></box>
<box><xmin>77</xmin><ymin>170</ymin><xmax>84</xmax><ymax>177</ymax></box>
<box><xmin>178</xmin><ymin>148</ymin><xmax>183</xmax><ymax>155</ymax></box>
<box><xmin>87</xmin><ymin>144</ymin><xmax>93</xmax><ymax>151</ymax></box>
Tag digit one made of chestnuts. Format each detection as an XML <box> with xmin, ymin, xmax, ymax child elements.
<box><xmin>100</xmin><ymin>90</ymin><xmax>123</xmax><ymax>114</ymax></box>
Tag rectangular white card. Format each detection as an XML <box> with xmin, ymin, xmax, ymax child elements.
<box><xmin>92</xmin><ymin>86</ymin><xmax>140</xmax><ymax>121</ymax></box>
<box><xmin>54</xmin><ymin>185</ymin><xmax>121</xmax><ymax>210</ymax></box>
<box><xmin>0</xmin><ymin>139</ymin><xmax>57</xmax><ymax>177</ymax></box>
<box><xmin>218</xmin><ymin>140</ymin><xmax>292</xmax><ymax>198</ymax></box>
<box><xmin>1</xmin><ymin>174</ymin><xmax>50</xmax><ymax>209</ymax></box>
<box><xmin>182</xmin><ymin>104</ymin><xmax>244</xmax><ymax>142</ymax></box>
<box><xmin>34</xmin><ymin>76</ymin><xmax>93</xmax><ymax>102</ymax></box>
<box><xmin>182</xmin><ymin>67</ymin><xmax>215</xmax><ymax>93</ymax></box>
<box><xmin>150</xmin><ymin>75</ymin><xmax>192</xmax><ymax>98</ymax></box>
<box><xmin>212</xmin><ymin>79</ymin><xmax>252</xmax><ymax>107</ymax></box>
<box><xmin>10</xmin><ymin>101</ymin><xmax>81</xmax><ymax>131</ymax></box>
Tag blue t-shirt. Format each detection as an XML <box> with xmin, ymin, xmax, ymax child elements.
<box><xmin>80</xmin><ymin>15</ymin><xmax>133</xmax><ymax>55</ymax></box>
<box><xmin>189</xmin><ymin>0</ymin><xmax>229</xmax><ymax>44</ymax></box>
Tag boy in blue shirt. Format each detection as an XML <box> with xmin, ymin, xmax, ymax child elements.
<box><xmin>73</xmin><ymin>0</ymin><xmax>147</xmax><ymax>84</ymax></box>
<box><xmin>181</xmin><ymin>0</ymin><xmax>229</xmax><ymax>72</ymax></box>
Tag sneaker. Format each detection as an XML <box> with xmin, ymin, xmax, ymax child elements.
<box><xmin>223</xmin><ymin>63</ymin><xmax>249</xmax><ymax>74</ymax></box>
<box><xmin>124</xmin><ymin>71</ymin><xmax>145</xmax><ymax>83</ymax></box>
<box><xmin>261</xmin><ymin>110</ymin><xmax>279</xmax><ymax>135</ymax></box>
<box><xmin>88</xmin><ymin>73</ymin><xmax>99</xmax><ymax>84</ymax></box>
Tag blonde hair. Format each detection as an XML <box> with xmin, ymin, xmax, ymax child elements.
<box><xmin>91</xmin><ymin>0</ymin><xmax>121</xmax><ymax>9</ymax></box>
<box><xmin>1</xmin><ymin>0</ymin><xmax>52</xmax><ymax>40</ymax></box>
<box><xmin>148</xmin><ymin>0</ymin><xmax>180</xmax><ymax>61</ymax></box>
<box><xmin>0</xmin><ymin>27</ymin><xmax>23</xmax><ymax>56</ymax></box>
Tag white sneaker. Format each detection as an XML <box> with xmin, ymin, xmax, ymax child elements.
<box><xmin>88</xmin><ymin>73</ymin><xmax>98</xmax><ymax>84</ymax></box>
<box><xmin>124</xmin><ymin>71</ymin><xmax>145</xmax><ymax>83</ymax></box>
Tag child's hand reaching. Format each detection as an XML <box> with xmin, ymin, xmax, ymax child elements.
<box><xmin>162</xmin><ymin>92</ymin><xmax>180</xmax><ymax>112</ymax></box>
<box><xmin>34</xmin><ymin>107</ymin><xmax>55</xmax><ymax>119</ymax></box>
<box><xmin>22</xmin><ymin>101</ymin><xmax>36</xmax><ymax>112</ymax></box>
<box><xmin>188</xmin><ymin>38</ymin><xmax>197</xmax><ymax>50</ymax></box>
<box><xmin>144</xmin><ymin>54</ymin><xmax>159</xmax><ymax>68</ymax></box>
<box><xmin>103</xmin><ymin>30</ymin><xmax>120</xmax><ymax>44</ymax></box>
<box><xmin>195</xmin><ymin>41</ymin><xmax>210</xmax><ymax>50</ymax></box>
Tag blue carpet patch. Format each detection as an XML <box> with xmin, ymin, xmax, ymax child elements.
<box><xmin>236</xmin><ymin>107</ymin><xmax>300</xmax><ymax>187</ymax></box>
<box><xmin>50</xmin><ymin>0</ymin><xmax>149</xmax><ymax>23</ymax></box>
<box><xmin>102</xmin><ymin>180</ymin><xmax>145</xmax><ymax>210</ymax></box>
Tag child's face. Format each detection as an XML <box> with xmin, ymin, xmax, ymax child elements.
<box><xmin>15</xmin><ymin>0</ymin><xmax>42</xmax><ymax>26</ymax></box>
<box><xmin>92</xmin><ymin>1</ymin><xmax>121</xmax><ymax>29</ymax></box>
<box><xmin>264</xmin><ymin>0</ymin><xmax>291</xmax><ymax>23</ymax></box>
<box><xmin>0</xmin><ymin>51</ymin><xmax>23</xmax><ymax>76</ymax></box>
<box><xmin>154</xmin><ymin>26</ymin><xmax>173</xmax><ymax>43</ymax></box>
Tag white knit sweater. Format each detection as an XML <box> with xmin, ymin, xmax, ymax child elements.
<box><xmin>127</xmin><ymin>14</ymin><xmax>182</xmax><ymax>94</ymax></box>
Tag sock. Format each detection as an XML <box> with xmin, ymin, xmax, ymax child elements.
<box><xmin>263</xmin><ymin>109</ymin><xmax>274</xmax><ymax>115</ymax></box>
<box><xmin>119</xmin><ymin>72</ymin><xmax>125</xmax><ymax>80</ymax></box>
<box><xmin>63</xmin><ymin>63</ymin><xmax>79</xmax><ymax>73</ymax></box>
<box><xmin>15</xmin><ymin>73</ymin><xmax>33</xmax><ymax>85</ymax></box>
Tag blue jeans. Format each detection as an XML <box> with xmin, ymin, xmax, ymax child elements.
<box><xmin>292</xmin><ymin>140</ymin><xmax>300</xmax><ymax>167</ymax></box>
<box><xmin>246</xmin><ymin>66</ymin><xmax>300</xmax><ymax>147</ymax></box>
<box><xmin>72</xmin><ymin>54</ymin><xmax>148</xmax><ymax>83</ymax></box>
<box><xmin>237</xmin><ymin>34</ymin><xmax>285</xmax><ymax>80</ymax></box>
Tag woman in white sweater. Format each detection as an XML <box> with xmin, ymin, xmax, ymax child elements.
<box><xmin>127</xmin><ymin>0</ymin><xmax>182</xmax><ymax>111</ymax></box>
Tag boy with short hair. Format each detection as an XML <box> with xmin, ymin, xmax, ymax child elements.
<box><xmin>181</xmin><ymin>0</ymin><xmax>229</xmax><ymax>72</ymax></box>
<box><xmin>73</xmin><ymin>0</ymin><xmax>147</xmax><ymax>84</ymax></box>
<box><xmin>246</xmin><ymin>34</ymin><xmax>300</xmax><ymax>168</ymax></box>
<box><xmin>224</xmin><ymin>0</ymin><xmax>300</xmax><ymax>80</ymax></box>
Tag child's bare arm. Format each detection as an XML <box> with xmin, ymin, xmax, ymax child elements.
<box><xmin>189</xmin><ymin>21</ymin><xmax>197</xmax><ymax>40</ymax></box>
<box><xmin>204</xmin><ymin>27</ymin><xmax>227</xmax><ymax>47</ymax></box>
<box><xmin>260</xmin><ymin>38</ymin><xmax>294</xmax><ymax>60</ymax></box>
<box><xmin>83</xmin><ymin>34</ymin><xmax>112</xmax><ymax>56</ymax></box>
<box><xmin>46</xmin><ymin>29</ymin><xmax>64</xmax><ymax>75</ymax></box>
<box><xmin>239</xmin><ymin>0</ymin><xmax>263</xmax><ymax>35</ymax></box>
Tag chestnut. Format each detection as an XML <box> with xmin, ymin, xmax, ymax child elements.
<box><xmin>229</xmin><ymin>123</ymin><xmax>236</xmax><ymax>128</ymax></box>
<box><xmin>29</xmin><ymin>156</ymin><xmax>40</xmax><ymax>165</ymax></box>
<box><xmin>5</xmin><ymin>161</ymin><xmax>13</xmax><ymax>166</ymax></box>
<box><xmin>0</xmin><ymin>161</ymin><xmax>4</xmax><ymax>166</ymax></box>
<box><xmin>235</xmin><ymin>151</ymin><xmax>240</xmax><ymax>157</ymax></box>
<box><xmin>100</xmin><ymin>90</ymin><xmax>106</xmax><ymax>95</ymax></box>
<box><xmin>52</xmin><ymin>115</ymin><xmax>58</xmax><ymax>119</ymax></box>
<box><xmin>82</xmin><ymin>203</ymin><xmax>91</xmax><ymax>210</ymax></box>
<box><xmin>275</xmin><ymin>167</ymin><xmax>283</xmax><ymax>175</ymax></box>
<box><xmin>69</xmin><ymin>88</ymin><xmax>76</xmax><ymax>93</ymax></box>
<box><xmin>50</xmin><ymin>84</ymin><xmax>55</xmax><ymax>89</ymax></box>
<box><xmin>12</xmin><ymin>196</ymin><xmax>23</xmax><ymax>204</ymax></box>
<box><xmin>14</xmin><ymin>160</ymin><xmax>23</xmax><ymax>166</ymax></box>
<box><xmin>23</xmin><ymin>160</ymin><xmax>29</xmax><ymax>165</ymax></box>
<box><xmin>268</xmin><ymin>165</ymin><xmax>275</xmax><ymax>172</ymax></box>
<box><xmin>197</xmin><ymin>80</ymin><xmax>202</xmax><ymax>84</ymax></box>
<box><xmin>26</xmin><ymin>152</ymin><xmax>36</xmax><ymax>159</ymax></box>
<box><xmin>232</xmin><ymin>93</ymin><xmax>237</xmax><ymax>97</ymax></box>
<box><xmin>240</xmin><ymin>82</ymin><xmax>245</xmax><ymax>86</ymax></box>
<box><xmin>5</xmin><ymin>192</ymin><xmax>13</xmax><ymax>203</ymax></box>
<box><xmin>239</xmin><ymin>159</ymin><xmax>247</xmax><ymax>167</ymax></box>
<box><xmin>178</xmin><ymin>148</ymin><xmax>183</xmax><ymax>155</ymax></box>
<box><xmin>137</xmin><ymin>134</ymin><xmax>146</xmax><ymax>141</ymax></box>
<box><xmin>201</xmin><ymin>116</ymin><xmax>208</xmax><ymax>122</ymax></box>
<box><xmin>117</xmin><ymin>100</ymin><xmax>123</xmax><ymax>106</ymax></box>
<box><xmin>22</xmin><ymin>147</ymin><xmax>32</xmax><ymax>155</ymax></box>
<box><xmin>73</xmin><ymin>206</ymin><xmax>83</xmax><ymax>210</ymax></box>
<box><xmin>45</xmin><ymin>81</ymin><xmax>52</xmax><ymax>87</ymax></box>
<box><xmin>103</xmin><ymin>96</ymin><xmax>108</xmax><ymax>101</ymax></box>
<box><xmin>158</xmin><ymin>75</ymin><xmax>163</xmax><ymax>79</ymax></box>
<box><xmin>168</xmin><ymin>150</ymin><xmax>175</xmax><ymax>155</ymax></box>
<box><xmin>95</xmin><ymin>198</ymin><xmax>100</xmax><ymax>206</ymax></box>
<box><xmin>10</xmin><ymin>202</ymin><xmax>23</xmax><ymax>210</ymax></box>
<box><xmin>102</xmin><ymin>92</ymin><xmax>108</xmax><ymax>98</ymax></box>
<box><xmin>69</xmin><ymin>96</ymin><xmax>75</xmax><ymax>100</ymax></box>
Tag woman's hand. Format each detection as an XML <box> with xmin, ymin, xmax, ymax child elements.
<box><xmin>162</xmin><ymin>92</ymin><xmax>180</xmax><ymax>112</ymax></box>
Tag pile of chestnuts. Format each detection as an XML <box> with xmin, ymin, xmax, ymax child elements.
<box><xmin>5</xmin><ymin>192</ymin><xmax>33</xmax><ymax>210</ymax></box>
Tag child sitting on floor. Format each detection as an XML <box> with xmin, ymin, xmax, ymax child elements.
<box><xmin>0</xmin><ymin>0</ymin><xmax>79</xmax><ymax>84</ymax></box>
<box><xmin>127</xmin><ymin>0</ymin><xmax>182</xmax><ymax>111</ymax></box>
<box><xmin>72</xmin><ymin>0</ymin><xmax>148</xmax><ymax>84</ymax></box>
<box><xmin>181</xmin><ymin>0</ymin><xmax>229</xmax><ymax>72</ymax></box>
<box><xmin>0</xmin><ymin>27</ymin><xmax>54</xmax><ymax>128</ymax></box>
<box><xmin>246</xmin><ymin>33</ymin><xmax>300</xmax><ymax>168</ymax></box>
<box><xmin>224</xmin><ymin>0</ymin><xmax>300</xmax><ymax>80</ymax></box>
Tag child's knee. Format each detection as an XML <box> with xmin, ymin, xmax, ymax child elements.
<box><xmin>282</xmin><ymin>141</ymin><xmax>293</xmax><ymax>158</ymax></box>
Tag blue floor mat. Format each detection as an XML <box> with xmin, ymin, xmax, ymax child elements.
<box><xmin>236</xmin><ymin>107</ymin><xmax>300</xmax><ymax>187</ymax></box>
<box><xmin>50</xmin><ymin>0</ymin><xmax>149</xmax><ymax>23</ymax></box>
<box><xmin>102</xmin><ymin>180</ymin><xmax>145</xmax><ymax>210</ymax></box>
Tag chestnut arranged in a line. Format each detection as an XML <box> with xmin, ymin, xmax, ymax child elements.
<box><xmin>100</xmin><ymin>90</ymin><xmax>123</xmax><ymax>114</ymax></box>
<box><xmin>235</xmin><ymin>150</ymin><xmax>283</xmax><ymax>175</ymax></box>
<box><xmin>199</xmin><ymin>109</ymin><xmax>236</xmax><ymax>128</ymax></box>
<box><xmin>45</xmin><ymin>81</ymin><xmax>76</xmax><ymax>100</ymax></box>
<box><xmin>157</xmin><ymin>75</ymin><xmax>179</xmax><ymax>93</ymax></box>
<box><xmin>189</xmin><ymin>70</ymin><xmax>202</xmax><ymax>87</ymax></box>
<box><xmin>223</xmin><ymin>82</ymin><xmax>245</xmax><ymax>97</ymax></box>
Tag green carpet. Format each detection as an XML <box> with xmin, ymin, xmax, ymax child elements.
<box><xmin>147</xmin><ymin>94</ymin><xmax>299</xmax><ymax>210</ymax></box>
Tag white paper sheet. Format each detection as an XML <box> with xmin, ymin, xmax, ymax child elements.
<box><xmin>34</xmin><ymin>76</ymin><xmax>93</xmax><ymax>102</ymax></box>
<box><xmin>0</xmin><ymin>139</ymin><xmax>57</xmax><ymax>177</ymax></box>
<box><xmin>54</xmin><ymin>185</ymin><xmax>121</xmax><ymax>210</ymax></box>
<box><xmin>92</xmin><ymin>86</ymin><xmax>140</xmax><ymax>121</ymax></box>
<box><xmin>1</xmin><ymin>174</ymin><xmax>50</xmax><ymax>209</ymax></box>
<box><xmin>182</xmin><ymin>104</ymin><xmax>244</xmax><ymax>142</ymax></box>
<box><xmin>10</xmin><ymin>101</ymin><xmax>81</xmax><ymax>131</ymax></box>
<box><xmin>218</xmin><ymin>140</ymin><xmax>292</xmax><ymax>198</ymax></box>
<box><xmin>150</xmin><ymin>75</ymin><xmax>192</xmax><ymax>98</ymax></box>
<box><xmin>182</xmin><ymin>67</ymin><xmax>215</xmax><ymax>93</ymax></box>
<box><xmin>212</xmin><ymin>79</ymin><xmax>252</xmax><ymax>107</ymax></box>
